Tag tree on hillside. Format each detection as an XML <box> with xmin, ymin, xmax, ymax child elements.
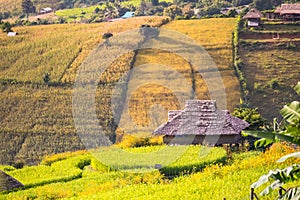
<box><xmin>151</xmin><ymin>0</ymin><xmax>159</xmax><ymax>6</ymax></box>
<box><xmin>22</xmin><ymin>0</ymin><xmax>36</xmax><ymax>20</ymax></box>
<box><xmin>254</xmin><ymin>0</ymin><xmax>282</xmax><ymax>10</ymax></box>
<box><xmin>43</xmin><ymin>72</ymin><xmax>50</xmax><ymax>84</ymax></box>
<box><xmin>163</xmin><ymin>5</ymin><xmax>182</xmax><ymax>19</ymax></box>
<box><xmin>138</xmin><ymin>0</ymin><xmax>148</xmax><ymax>15</ymax></box>
<box><xmin>102</xmin><ymin>33</ymin><xmax>113</xmax><ymax>49</ymax></box>
<box><xmin>0</xmin><ymin>22</ymin><xmax>13</xmax><ymax>33</ymax></box>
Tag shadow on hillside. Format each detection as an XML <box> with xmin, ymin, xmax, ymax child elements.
<box><xmin>160</xmin><ymin>155</ymin><xmax>227</xmax><ymax>178</ymax></box>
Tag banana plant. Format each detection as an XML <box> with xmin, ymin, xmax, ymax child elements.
<box><xmin>243</xmin><ymin>82</ymin><xmax>300</xmax><ymax>147</ymax></box>
<box><xmin>250</xmin><ymin>150</ymin><xmax>300</xmax><ymax>200</ymax></box>
<box><xmin>249</xmin><ymin>82</ymin><xmax>300</xmax><ymax>200</ymax></box>
<box><xmin>251</xmin><ymin>164</ymin><xmax>300</xmax><ymax>200</ymax></box>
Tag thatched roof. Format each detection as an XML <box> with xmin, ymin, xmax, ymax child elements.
<box><xmin>0</xmin><ymin>170</ymin><xmax>24</xmax><ymax>192</ymax></box>
<box><xmin>153</xmin><ymin>100</ymin><xmax>249</xmax><ymax>136</ymax></box>
<box><xmin>276</xmin><ymin>4</ymin><xmax>300</xmax><ymax>15</ymax></box>
<box><xmin>243</xmin><ymin>8</ymin><xmax>263</xmax><ymax>19</ymax></box>
<box><xmin>275</xmin><ymin>6</ymin><xmax>282</xmax><ymax>14</ymax></box>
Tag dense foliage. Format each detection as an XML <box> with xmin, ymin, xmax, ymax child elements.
<box><xmin>233</xmin><ymin>106</ymin><xmax>266</xmax><ymax>130</ymax></box>
<box><xmin>21</xmin><ymin>0</ymin><xmax>36</xmax><ymax>18</ymax></box>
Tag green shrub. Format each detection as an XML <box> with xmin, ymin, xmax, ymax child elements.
<box><xmin>0</xmin><ymin>22</ymin><xmax>13</xmax><ymax>33</ymax></box>
<box><xmin>76</xmin><ymin>158</ymin><xmax>91</xmax><ymax>170</ymax></box>
<box><xmin>233</xmin><ymin>106</ymin><xmax>266</xmax><ymax>130</ymax></box>
<box><xmin>253</xmin><ymin>82</ymin><xmax>264</xmax><ymax>92</ymax></box>
<box><xmin>12</xmin><ymin>161</ymin><xmax>25</xmax><ymax>169</ymax></box>
<box><xmin>268</xmin><ymin>78</ymin><xmax>279</xmax><ymax>89</ymax></box>
<box><xmin>117</xmin><ymin>135</ymin><xmax>163</xmax><ymax>148</ymax></box>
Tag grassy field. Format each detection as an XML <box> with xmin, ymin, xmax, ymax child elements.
<box><xmin>1</xmin><ymin>143</ymin><xmax>300</xmax><ymax>199</ymax></box>
<box><xmin>0</xmin><ymin>0</ymin><xmax>21</xmax><ymax>15</ymax></box>
<box><xmin>55</xmin><ymin>5</ymin><xmax>105</xmax><ymax>22</ymax></box>
<box><xmin>0</xmin><ymin>17</ymin><xmax>241</xmax><ymax>165</ymax></box>
<box><xmin>117</xmin><ymin>48</ymin><xmax>200</xmax><ymax>134</ymax></box>
<box><xmin>116</xmin><ymin>18</ymin><xmax>239</xmax><ymax>136</ymax></box>
<box><xmin>0</xmin><ymin>16</ymin><xmax>169</xmax><ymax>165</ymax></box>
<box><xmin>0</xmin><ymin>16</ymin><xmax>167</xmax><ymax>83</ymax></box>
<box><xmin>163</xmin><ymin>18</ymin><xmax>241</xmax><ymax>111</ymax></box>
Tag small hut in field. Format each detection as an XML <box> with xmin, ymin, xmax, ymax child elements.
<box><xmin>0</xmin><ymin>170</ymin><xmax>24</xmax><ymax>192</ymax></box>
<box><xmin>153</xmin><ymin>100</ymin><xmax>249</xmax><ymax>146</ymax></box>
<box><xmin>243</xmin><ymin>8</ymin><xmax>263</xmax><ymax>27</ymax></box>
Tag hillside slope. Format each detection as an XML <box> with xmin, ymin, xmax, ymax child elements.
<box><xmin>0</xmin><ymin>0</ymin><xmax>21</xmax><ymax>14</ymax></box>
<box><xmin>163</xmin><ymin>19</ymin><xmax>241</xmax><ymax>111</ymax></box>
<box><xmin>239</xmin><ymin>25</ymin><xmax>300</xmax><ymax>120</ymax></box>
<box><xmin>0</xmin><ymin>17</ymin><xmax>239</xmax><ymax>165</ymax></box>
<box><xmin>0</xmin><ymin>16</ymin><xmax>169</xmax><ymax>165</ymax></box>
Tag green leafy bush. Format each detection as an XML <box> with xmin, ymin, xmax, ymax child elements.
<box><xmin>233</xmin><ymin>106</ymin><xmax>266</xmax><ymax>130</ymax></box>
<box><xmin>0</xmin><ymin>22</ymin><xmax>12</xmax><ymax>33</ymax></box>
<box><xmin>117</xmin><ymin>135</ymin><xmax>163</xmax><ymax>148</ymax></box>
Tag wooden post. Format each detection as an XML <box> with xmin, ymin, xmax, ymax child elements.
<box><xmin>250</xmin><ymin>188</ymin><xmax>259</xmax><ymax>200</ymax></box>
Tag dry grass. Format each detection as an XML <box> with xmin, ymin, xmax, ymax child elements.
<box><xmin>0</xmin><ymin>16</ymin><xmax>169</xmax><ymax>83</ymax></box>
<box><xmin>0</xmin><ymin>16</ymin><xmax>169</xmax><ymax>164</ymax></box>
<box><xmin>163</xmin><ymin>18</ymin><xmax>241</xmax><ymax>111</ymax></box>
<box><xmin>117</xmin><ymin>19</ymin><xmax>239</xmax><ymax>135</ymax></box>
<box><xmin>0</xmin><ymin>0</ymin><xmax>21</xmax><ymax>14</ymax></box>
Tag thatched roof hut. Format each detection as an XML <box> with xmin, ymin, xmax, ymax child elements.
<box><xmin>275</xmin><ymin>4</ymin><xmax>300</xmax><ymax>20</ymax></box>
<box><xmin>243</xmin><ymin>8</ymin><xmax>263</xmax><ymax>27</ymax></box>
<box><xmin>0</xmin><ymin>170</ymin><xmax>24</xmax><ymax>192</ymax></box>
<box><xmin>243</xmin><ymin>8</ymin><xmax>263</xmax><ymax>19</ymax></box>
<box><xmin>153</xmin><ymin>100</ymin><xmax>249</xmax><ymax>145</ymax></box>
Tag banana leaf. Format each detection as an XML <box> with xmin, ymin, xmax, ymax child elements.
<box><xmin>242</xmin><ymin>131</ymin><xmax>300</xmax><ymax>146</ymax></box>
<box><xmin>294</xmin><ymin>82</ymin><xmax>300</xmax><ymax>96</ymax></box>
<box><xmin>280</xmin><ymin>101</ymin><xmax>300</xmax><ymax>124</ymax></box>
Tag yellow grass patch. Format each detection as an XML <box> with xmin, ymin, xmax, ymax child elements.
<box><xmin>163</xmin><ymin>18</ymin><xmax>241</xmax><ymax>111</ymax></box>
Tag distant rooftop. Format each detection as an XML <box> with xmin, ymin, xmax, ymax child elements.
<box><xmin>275</xmin><ymin>4</ymin><xmax>300</xmax><ymax>15</ymax></box>
<box><xmin>121</xmin><ymin>12</ymin><xmax>135</xmax><ymax>19</ymax></box>
<box><xmin>243</xmin><ymin>8</ymin><xmax>263</xmax><ymax>19</ymax></box>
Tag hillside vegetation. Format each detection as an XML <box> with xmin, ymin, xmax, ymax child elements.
<box><xmin>239</xmin><ymin>24</ymin><xmax>300</xmax><ymax>120</ymax></box>
<box><xmin>0</xmin><ymin>0</ymin><xmax>21</xmax><ymax>15</ymax></box>
<box><xmin>0</xmin><ymin>17</ymin><xmax>167</xmax><ymax>83</ymax></box>
<box><xmin>0</xmin><ymin>16</ymin><xmax>169</xmax><ymax>165</ymax></box>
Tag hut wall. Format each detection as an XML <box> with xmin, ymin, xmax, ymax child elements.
<box><xmin>163</xmin><ymin>135</ymin><xmax>241</xmax><ymax>146</ymax></box>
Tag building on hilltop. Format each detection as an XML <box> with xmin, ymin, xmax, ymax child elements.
<box><xmin>40</xmin><ymin>7</ymin><xmax>52</xmax><ymax>14</ymax></box>
<box><xmin>275</xmin><ymin>4</ymin><xmax>300</xmax><ymax>21</ymax></box>
<box><xmin>121</xmin><ymin>12</ymin><xmax>135</xmax><ymax>19</ymax></box>
<box><xmin>243</xmin><ymin>8</ymin><xmax>263</xmax><ymax>27</ymax></box>
<box><xmin>153</xmin><ymin>100</ymin><xmax>249</xmax><ymax>145</ymax></box>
